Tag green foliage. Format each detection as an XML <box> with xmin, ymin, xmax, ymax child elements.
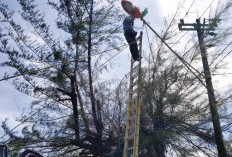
<box><xmin>33</xmin><ymin>87</ymin><xmax>42</xmax><ymax>94</ymax></box>
<box><xmin>53</xmin><ymin>50</ymin><xmax>62</xmax><ymax>60</ymax></box>
<box><xmin>166</xmin><ymin>92</ymin><xmax>181</xmax><ymax>105</ymax></box>
<box><xmin>50</xmin><ymin>72</ymin><xmax>65</xmax><ymax>85</ymax></box>
<box><xmin>142</xmin><ymin>129</ymin><xmax>173</xmax><ymax>145</ymax></box>
<box><xmin>0</xmin><ymin>0</ymin><xmax>124</xmax><ymax>156</ymax></box>
<box><xmin>40</xmin><ymin>23</ymin><xmax>46</xmax><ymax>28</ymax></box>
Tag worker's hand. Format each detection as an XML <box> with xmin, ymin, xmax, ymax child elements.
<box><xmin>134</xmin><ymin>31</ymin><xmax>137</xmax><ymax>36</ymax></box>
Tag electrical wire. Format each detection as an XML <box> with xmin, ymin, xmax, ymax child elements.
<box><xmin>0</xmin><ymin>0</ymin><xmax>223</xmax><ymax>150</ymax></box>
<box><xmin>0</xmin><ymin>44</ymin><xmax>131</xmax><ymax>143</ymax></box>
<box><xmin>63</xmin><ymin>8</ymin><xmax>220</xmax><ymax>143</ymax></box>
<box><xmin>120</xmin><ymin>1</ymin><xmax>226</xmax><ymax>155</ymax></box>
<box><xmin>0</xmin><ymin>105</ymin><xmax>46</xmax><ymax>140</ymax></box>
<box><xmin>0</xmin><ymin>10</ymin><xmax>175</xmax><ymax>145</ymax></box>
<box><xmin>142</xmin><ymin>19</ymin><xmax>206</xmax><ymax>87</ymax></box>
<box><xmin>142</xmin><ymin>0</ymin><xmax>221</xmax><ymax>86</ymax></box>
<box><xmin>214</xmin><ymin>49</ymin><xmax>232</xmax><ymax>69</ymax></box>
<box><xmin>185</xmin><ymin>0</ymin><xmax>196</xmax><ymax>17</ymax></box>
<box><xmin>93</xmin><ymin>45</ymin><xmax>128</xmax><ymax>73</ymax></box>
<box><xmin>200</xmin><ymin>0</ymin><xmax>216</xmax><ymax>18</ymax></box>
<box><xmin>212</xmin><ymin>72</ymin><xmax>232</xmax><ymax>75</ymax></box>
<box><xmin>212</xmin><ymin>40</ymin><xmax>232</xmax><ymax>70</ymax></box>
<box><xmin>64</xmin><ymin>0</ymin><xmax>201</xmax><ymax>98</ymax></box>
<box><xmin>0</xmin><ymin>38</ymin><xmax>137</xmax><ymax>146</ymax></box>
<box><xmin>168</xmin><ymin>0</ymin><xmax>214</xmax><ymax>41</ymax></box>
<box><xmin>167</xmin><ymin>0</ymin><xmax>197</xmax><ymax>39</ymax></box>
<box><xmin>0</xmin><ymin>43</ymin><xmax>129</xmax><ymax>82</ymax></box>
<box><xmin>0</xmin><ymin>0</ymin><xmax>217</xmax><ymax>83</ymax></box>
<box><xmin>139</xmin><ymin>0</ymin><xmax>202</xmax><ymax>81</ymax></box>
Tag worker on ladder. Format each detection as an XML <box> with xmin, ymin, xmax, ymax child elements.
<box><xmin>123</xmin><ymin>16</ymin><xmax>140</xmax><ymax>61</ymax></box>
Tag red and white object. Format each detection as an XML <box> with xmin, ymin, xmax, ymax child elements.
<box><xmin>121</xmin><ymin>0</ymin><xmax>141</xmax><ymax>18</ymax></box>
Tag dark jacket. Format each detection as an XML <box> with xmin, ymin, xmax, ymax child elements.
<box><xmin>123</xmin><ymin>16</ymin><xmax>135</xmax><ymax>32</ymax></box>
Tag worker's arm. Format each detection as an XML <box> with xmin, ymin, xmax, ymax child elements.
<box><xmin>128</xmin><ymin>16</ymin><xmax>135</xmax><ymax>24</ymax></box>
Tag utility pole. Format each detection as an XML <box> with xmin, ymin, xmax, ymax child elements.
<box><xmin>178</xmin><ymin>18</ymin><xmax>227</xmax><ymax>157</ymax></box>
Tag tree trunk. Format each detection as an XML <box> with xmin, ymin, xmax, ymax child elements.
<box><xmin>152</xmin><ymin>100</ymin><xmax>165</xmax><ymax>157</ymax></box>
<box><xmin>70</xmin><ymin>76</ymin><xmax>80</xmax><ymax>140</ymax></box>
<box><xmin>87</xmin><ymin>0</ymin><xmax>104</xmax><ymax>155</ymax></box>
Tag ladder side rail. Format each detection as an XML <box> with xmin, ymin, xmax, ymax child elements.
<box><xmin>123</xmin><ymin>57</ymin><xmax>135</xmax><ymax>157</ymax></box>
<box><xmin>133</xmin><ymin>32</ymin><xmax>143</xmax><ymax>157</ymax></box>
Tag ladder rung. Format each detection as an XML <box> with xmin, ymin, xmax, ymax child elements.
<box><xmin>129</xmin><ymin>130</ymin><xmax>135</xmax><ymax>136</ymax></box>
<box><xmin>128</xmin><ymin>133</ymin><xmax>135</xmax><ymax>140</ymax></box>
<box><xmin>129</xmin><ymin>125</ymin><xmax>135</xmax><ymax>133</ymax></box>
<box><xmin>132</xmin><ymin>72</ymin><xmax>138</xmax><ymax>79</ymax></box>
<box><xmin>129</xmin><ymin>117</ymin><xmax>135</xmax><ymax>126</ymax></box>
<box><xmin>130</xmin><ymin>114</ymin><xmax>136</xmax><ymax>121</ymax></box>
<box><xmin>133</xmin><ymin>77</ymin><xmax>138</xmax><ymax>83</ymax></box>
<box><xmin>133</xmin><ymin>65</ymin><xmax>139</xmax><ymax>71</ymax></box>
<box><xmin>130</xmin><ymin>110</ymin><xmax>136</xmax><ymax>118</ymax></box>
<box><xmin>133</xmin><ymin>58</ymin><xmax>139</xmax><ymax>63</ymax></box>
<box><xmin>127</xmin><ymin>147</ymin><xmax>133</xmax><ymax>151</ymax></box>
<box><xmin>132</xmin><ymin>96</ymin><xmax>137</xmax><ymax>103</ymax></box>
<box><xmin>132</xmin><ymin>80</ymin><xmax>138</xmax><ymax>86</ymax></box>
<box><xmin>132</xmin><ymin>87</ymin><xmax>137</xmax><ymax>94</ymax></box>
<box><xmin>127</xmin><ymin>147</ymin><xmax>133</xmax><ymax>156</ymax></box>
<box><xmin>130</xmin><ymin>105</ymin><xmax>137</xmax><ymax>111</ymax></box>
<box><xmin>129</xmin><ymin>125</ymin><xmax>135</xmax><ymax>131</ymax></box>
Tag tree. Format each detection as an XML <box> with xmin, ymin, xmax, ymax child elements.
<box><xmin>0</xmin><ymin>0</ymin><xmax>124</xmax><ymax>156</ymax></box>
<box><xmin>137</xmin><ymin>0</ymin><xmax>232</xmax><ymax>156</ymax></box>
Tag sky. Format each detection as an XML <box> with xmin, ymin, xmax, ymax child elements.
<box><xmin>107</xmin><ymin>0</ymin><xmax>232</xmax><ymax>95</ymax></box>
<box><xmin>0</xmin><ymin>0</ymin><xmax>231</xmax><ymax>150</ymax></box>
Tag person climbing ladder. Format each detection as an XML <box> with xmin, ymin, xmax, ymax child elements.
<box><xmin>123</xmin><ymin>16</ymin><xmax>140</xmax><ymax>61</ymax></box>
<box><xmin>121</xmin><ymin>0</ymin><xmax>147</xmax><ymax>61</ymax></box>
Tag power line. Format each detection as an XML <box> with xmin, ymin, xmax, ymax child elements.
<box><xmin>0</xmin><ymin>43</ymin><xmax>129</xmax><ymax>82</ymax></box>
<box><xmin>212</xmin><ymin>40</ymin><xmax>232</xmax><ymax>70</ymax></box>
<box><xmin>92</xmin><ymin>38</ymin><xmax>141</xmax><ymax>74</ymax></box>
<box><xmin>200</xmin><ymin>0</ymin><xmax>216</xmax><ymax>18</ymax></box>
<box><xmin>214</xmin><ymin>49</ymin><xmax>232</xmax><ymax>69</ymax></box>
<box><xmin>140</xmin><ymin>0</ymin><xmax>199</xmax><ymax>71</ymax></box>
<box><xmin>0</xmin><ymin>0</ymin><xmax>222</xmax><ymax>148</ymax></box>
<box><xmin>167</xmin><ymin>0</ymin><xmax>197</xmax><ymax>38</ymax></box>
<box><xmin>93</xmin><ymin>45</ymin><xmax>128</xmax><ymax>73</ymax></box>
<box><xmin>0</xmin><ymin>46</ymin><xmax>130</xmax><ymax>141</ymax></box>
<box><xmin>0</xmin><ymin>42</ymin><xmax>131</xmax><ymax>144</ymax></box>
<box><xmin>144</xmin><ymin>0</ymin><xmax>219</xmax><ymax>86</ymax></box>
<box><xmin>185</xmin><ymin>0</ymin><xmax>196</xmax><ymax>17</ymax></box>
<box><xmin>212</xmin><ymin>72</ymin><xmax>232</xmax><ymax>75</ymax></box>
<box><xmin>142</xmin><ymin>19</ymin><xmax>206</xmax><ymax>87</ymax></box>
<box><xmin>0</xmin><ymin>105</ymin><xmax>46</xmax><ymax>140</ymax></box>
<box><xmin>168</xmin><ymin>0</ymin><xmax>214</xmax><ymax>39</ymax></box>
<box><xmin>1</xmin><ymin>0</ymin><xmax>213</xmax><ymax>83</ymax></box>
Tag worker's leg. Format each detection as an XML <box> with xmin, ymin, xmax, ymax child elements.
<box><xmin>124</xmin><ymin>30</ymin><xmax>139</xmax><ymax>60</ymax></box>
<box><xmin>130</xmin><ymin>42</ymin><xmax>139</xmax><ymax>60</ymax></box>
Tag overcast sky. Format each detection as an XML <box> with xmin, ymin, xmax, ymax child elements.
<box><xmin>1</xmin><ymin>0</ymin><xmax>232</xmax><ymax>141</ymax></box>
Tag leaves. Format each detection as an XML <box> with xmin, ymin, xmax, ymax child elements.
<box><xmin>0</xmin><ymin>0</ymin><xmax>123</xmax><ymax>156</ymax></box>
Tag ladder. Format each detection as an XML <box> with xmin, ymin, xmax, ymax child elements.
<box><xmin>123</xmin><ymin>32</ymin><xmax>143</xmax><ymax>157</ymax></box>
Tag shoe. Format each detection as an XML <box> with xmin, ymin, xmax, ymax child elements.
<box><xmin>134</xmin><ymin>56</ymin><xmax>142</xmax><ymax>61</ymax></box>
<box><xmin>134</xmin><ymin>58</ymin><xmax>139</xmax><ymax>61</ymax></box>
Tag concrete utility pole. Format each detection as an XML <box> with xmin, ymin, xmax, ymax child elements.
<box><xmin>178</xmin><ymin>18</ymin><xmax>227</xmax><ymax>157</ymax></box>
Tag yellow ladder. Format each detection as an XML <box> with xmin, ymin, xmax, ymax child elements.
<box><xmin>123</xmin><ymin>32</ymin><xmax>143</xmax><ymax>157</ymax></box>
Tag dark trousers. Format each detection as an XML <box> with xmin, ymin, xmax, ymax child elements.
<box><xmin>124</xmin><ymin>29</ymin><xmax>139</xmax><ymax>60</ymax></box>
